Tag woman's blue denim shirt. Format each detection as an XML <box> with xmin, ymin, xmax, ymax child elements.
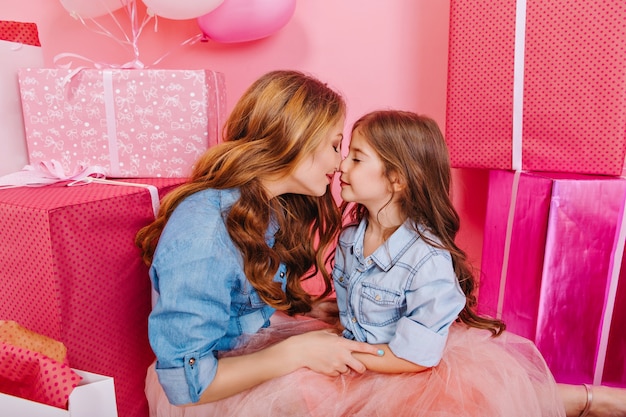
<box><xmin>333</xmin><ymin>219</ymin><xmax>465</xmax><ymax>367</ymax></box>
<box><xmin>148</xmin><ymin>187</ymin><xmax>287</xmax><ymax>405</ymax></box>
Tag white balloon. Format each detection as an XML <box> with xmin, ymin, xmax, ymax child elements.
<box><xmin>60</xmin><ymin>0</ymin><xmax>129</xmax><ymax>19</ymax></box>
<box><xmin>142</xmin><ymin>0</ymin><xmax>224</xmax><ymax>20</ymax></box>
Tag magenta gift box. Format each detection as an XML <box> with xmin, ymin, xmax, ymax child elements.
<box><xmin>446</xmin><ymin>0</ymin><xmax>626</xmax><ymax>175</ymax></box>
<box><xmin>0</xmin><ymin>178</ymin><xmax>185</xmax><ymax>417</ymax></box>
<box><xmin>478</xmin><ymin>170</ymin><xmax>626</xmax><ymax>386</ymax></box>
<box><xmin>18</xmin><ymin>68</ymin><xmax>226</xmax><ymax>178</ymax></box>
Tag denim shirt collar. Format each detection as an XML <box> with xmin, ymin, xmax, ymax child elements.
<box><xmin>350</xmin><ymin>219</ymin><xmax>421</xmax><ymax>272</ymax></box>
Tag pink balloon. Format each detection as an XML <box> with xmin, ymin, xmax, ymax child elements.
<box><xmin>60</xmin><ymin>0</ymin><xmax>129</xmax><ymax>19</ymax></box>
<box><xmin>142</xmin><ymin>0</ymin><xmax>224</xmax><ymax>20</ymax></box>
<box><xmin>197</xmin><ymin>0</ymin><xmax>296</xmax><ymax>43</ymax></box>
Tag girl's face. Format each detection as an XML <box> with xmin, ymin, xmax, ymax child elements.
<box><xmin>287</xmin><ymin>117</ymin><xmax>345</xmax><ymax>197</ymax></box>
<box><xmin>339</xmin><ymin>130</ymin><xmax>394</xmax><ymax>212</ymax></box>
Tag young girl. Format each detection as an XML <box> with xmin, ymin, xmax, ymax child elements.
<box><xmin>325</xmin><ymin>109</ymin><xmax>626</xmax><ymax>417</ymax></box>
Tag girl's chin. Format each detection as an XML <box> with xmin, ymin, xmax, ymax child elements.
<box><xmin>339</xmin><ymin>191</ymin><xmax>355</xmax><ymax>202</ymax></box>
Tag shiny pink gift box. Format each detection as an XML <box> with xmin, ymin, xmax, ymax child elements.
<box><xmin>446</xmin><ymin>0</ymin><xmax>626</xmax><ymax>175</ymax></box>
<box><xmin>0</xmin><ymin>178</ymin><xmax>185</xmax><ymax>417</ymax></box>
<box><xmin>18</xmin><ymin>68</ymin><xmax>226</xmax><ymax>178</ymax></box>
<box><xmin>478</xmin><ymin>170</ymin><xmax>626</xmax><ymax>386</ymax></box>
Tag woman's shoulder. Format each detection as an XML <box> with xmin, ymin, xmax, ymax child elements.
<box><xmin>161</xmin><ymin>188</ymin><xmax>240</xmax><ymax>244</ymax></box>
<box><xmin>176</xmin><ymin>187</ymin><xmax>240</xmax><ymax>211</ymax></box>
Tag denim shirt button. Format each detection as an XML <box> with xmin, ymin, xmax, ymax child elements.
<box><xmin>188</xmin><ymin>358</ymin><xmax>196</xmax><ymax>367</ymax></box>
<box><xmin>351</xmin><ymin>317</ymin><xmax>357</xmax><ymax>323</ymax></box>
<box><xmin>279</xmin><ymin>272</ymin><xmax>285</xmax><ymax>278</ymax></box>
<box><xmin>338</xmin><ymin>276</ymin><xmax>344</xmax><ymax>283</ymax></box>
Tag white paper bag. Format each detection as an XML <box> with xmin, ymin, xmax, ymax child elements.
<box><xmin>0</xmin><ymin>21</ymin><xmax>44</xmax><ymax>176</ymax></box>
<box><xmin>0</xmin><ymin>369</ymin><xmax>118</xmax><ymax>417</ymax></box>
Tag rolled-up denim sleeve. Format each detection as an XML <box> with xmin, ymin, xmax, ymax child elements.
<box><xmin>148</xmin><ymin>199</ymin><xmax>239</xmax><ymax>405</ymax></box>
<box><xmin>389</xmin><ymin>252</ymin><xmax>465</xmax><ymax>367</ymax></box>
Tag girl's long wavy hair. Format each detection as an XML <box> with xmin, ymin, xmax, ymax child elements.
<box><xmin>136</xmin><ymin>70</ymin><xmax>345</xmax><ymax>315</ymax></box>
<box><xmin>343</xmin><ymin>110</ymin><xmax>505</xmax><ymax>336</ymax></box>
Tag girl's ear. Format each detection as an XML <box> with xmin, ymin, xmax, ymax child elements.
<box><xmin>389</xmin><ymin>171</ymin><xmax>406</xmax><ymax>193</ymax></box>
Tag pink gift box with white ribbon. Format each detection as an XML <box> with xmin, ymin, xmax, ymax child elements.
<box><xmin>18</xmin><ymin>68</ymin><xmax>226</xmax><ymax>178</ymax></box>
<box><xmin>446</xmin><ymin>0</ymin><xmax>626</xmax><ymax>175</ymax></box>
<box><xmin>478</xmin><ymin>170</ymin><xmax>626</xmax><ymax>387</ymax></box>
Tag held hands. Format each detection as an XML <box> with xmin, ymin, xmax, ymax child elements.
<box><xmin>283</xmin><ymin>329</ymin><xmax>381</xmax><ymax>376</ymax></box>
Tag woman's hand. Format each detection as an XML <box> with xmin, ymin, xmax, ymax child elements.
<box><xmin>280</xmin><ymin>329</ymin><xmax>380</xmax><ymax>376</ymax></box>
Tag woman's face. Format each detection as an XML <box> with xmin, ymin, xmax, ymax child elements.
<box><xmin>286</xmin><ymin>117</ymin><xmax>345</xmax><ymax>197</ymax></box>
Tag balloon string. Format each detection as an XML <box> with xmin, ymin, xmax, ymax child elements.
<box><xmin>151</xmin><ymin>33</ymin><xmax>204</xmax><ymax>66</ymax></box>
<box><xmin>62</xmin><ymin>0</ymin><xmax>200</xmax><ymax>69</ymax></box>
<box><xmin>69</xmin><ymin>0</ymin><xmax>154</xmax><ymax>67</ymax></box>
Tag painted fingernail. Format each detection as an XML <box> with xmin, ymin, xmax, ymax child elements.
<box><xmin>377</xmin><ymin>349</ymin><xmax>384</xmax><ymax>356</ymax></box>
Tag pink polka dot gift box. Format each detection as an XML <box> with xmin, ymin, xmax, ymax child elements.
<box><xmin>0</xmin><ymin>177</ymin><xmax>185</xmax><ymax>417</ymax></box>
<box><xmin>17</xmin><ymin>68</ymin><xmax>226</xmax><ymax>178</ymax></box>
<box><xmin>446</xmin><ymin>0</ymin><xmax>626</xmax><ymax>176</ymax></box>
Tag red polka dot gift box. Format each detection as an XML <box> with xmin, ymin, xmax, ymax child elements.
<box><xmin>446</xmin><ymin>0</ymin><xmax>626</xmax><ymax>176</ymax></box>
<box><xmin>0</xmin><ymin>21</ymin><xmax>43</xmax><ymax>177</ymax></box>
<box><xmin>17</xmin><ymin>68</ymin><xmax>226</xmax><ymax>178</ymax></box>
<box><xmin>0</xmin><ymin>177</ymin><xmax>185</xmax><ymax>417</ymax></box>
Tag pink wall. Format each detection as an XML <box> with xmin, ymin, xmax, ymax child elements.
<box><xmin>0</xmin><ymin>0</ymin><xmax>487</xmax><ymax>269</ymax></box>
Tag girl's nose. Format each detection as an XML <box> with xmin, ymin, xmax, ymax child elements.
<box><xmin>338</xmin><ymin>157</ymin><xmax>347</xmax><ymax>172</ymax></box>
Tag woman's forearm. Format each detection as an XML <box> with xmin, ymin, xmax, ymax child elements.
<box><xmin>195</xmin><ymin>337</ymin><xmax>300</xmax><ymax>404</ymax></box>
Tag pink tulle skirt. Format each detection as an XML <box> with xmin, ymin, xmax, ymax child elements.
<box><xmin>145</xmin><ymin>314</ymin><xmax>566</xmax><ymax>417</ymax></box>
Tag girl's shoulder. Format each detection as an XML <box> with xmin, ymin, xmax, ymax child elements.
<box><xmin>338</xmin><ymin>220</ymin><xmax>364</xmax><ymax>245</ymax></box>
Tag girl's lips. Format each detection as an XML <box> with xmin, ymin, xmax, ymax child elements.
<box><xmin>339</xmin><ymin>180</ymin><xmax>349</xmax><ymax>187</ymax></box>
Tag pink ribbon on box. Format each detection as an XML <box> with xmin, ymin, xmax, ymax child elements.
<box><xmin>497</xmin><ymin>0</ymin><xmax>527</xmax><ymax>320</ymax></box>
<box><xmin>0</xmin><ymin>160</ymin><xmax>107</xmax><ymax>189</ymax></box>
<box><xmin>101</xmin><ymin>69</ymin><xmax>122</xmax><ymax>177</ymax></box>
<box><xmin>594</xmin><ymin>188</ymin><xmax>626</xmax><ymax>384</ymax></box>
<box><xmin>67</xmin><ymin>177</ymin><xmax>161</xmax><ymax>217</ymax></box>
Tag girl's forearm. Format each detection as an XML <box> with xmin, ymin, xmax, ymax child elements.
<box><xmin>353</xmin><ymin>345</ymin><xmax>429</xmax><ymax>374</ymax></box>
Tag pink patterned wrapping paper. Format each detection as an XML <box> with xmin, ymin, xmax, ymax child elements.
<box><xmin>0</xmin><ymin>341</ymin><xmax>82</xmax><ymax>410</ymax></box>
<box><xmin>446</xmin><ymin>0</ymin><xmax>626</xmax><ymax>176</ymax></box>
<box><xmin>478</xmin><ymin>170</ymin><xmax>626</xmax><ymax>387</ymax></box>
<box><xmin>0</xmin><ymin>178</ymin><xmax>186</xmax><ymax>417</ymax></box>
<box><xmin>17</xmin><ymin>68</ymin><xmax>226</xmax><ymax>178</ymax></box>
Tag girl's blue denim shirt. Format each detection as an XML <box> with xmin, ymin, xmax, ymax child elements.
<box><xmin>148</xmin><ymin>188</ymin><xmax>287</xmax><ymax>405</ymax></box>
<box><xmin>333</xmin><ymin>219</ymin><xmax>465</xmax><ymax>367</ymax></box>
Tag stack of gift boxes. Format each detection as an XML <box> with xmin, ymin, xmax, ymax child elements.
<box><xmin>0</xmin><ymin>21</ymin><xmax>226</xmax><ymax>417</ymax></box>
<box><xmin>446</xmin><ymin>1</ymin><xmax>626</xmax><ymax>387</ymax></box>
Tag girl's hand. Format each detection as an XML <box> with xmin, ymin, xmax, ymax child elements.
<box><xmin>281</xmin><ymin>329</ymin><xmax>380</xmax><ymax>376</ymax></box>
